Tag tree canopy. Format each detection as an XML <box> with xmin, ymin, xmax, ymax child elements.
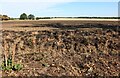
<box><xmin>20</xmin><ymin>13</ymin><xmax>27</xmax><ymax>20</ymax></box>
<box><xmin>28</xmin><ymin>14</ymin><xmax>35</xmax><ymax>20</ymax></box>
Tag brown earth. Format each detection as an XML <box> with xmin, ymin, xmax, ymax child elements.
<box><xmin>1</xmin><ymin>20</ymin><xmax>120</xmax><ymax>77</ymax></box>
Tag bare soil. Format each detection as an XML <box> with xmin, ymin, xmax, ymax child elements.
<box><xmin>1</xmin><ymin>20</ymin><xmax>120</xmax><ymax>77</ymax></box>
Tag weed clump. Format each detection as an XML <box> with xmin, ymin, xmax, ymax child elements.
<box><xmin>1</xmin><ymin>58</ymin><xmax>23</xmax><ymax>71</ymax></box>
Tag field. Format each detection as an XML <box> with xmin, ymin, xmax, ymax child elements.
<box><xmin>1</xmin><ymin>19</ymin><xmax>120</xmax><ymax>77</ymax></box>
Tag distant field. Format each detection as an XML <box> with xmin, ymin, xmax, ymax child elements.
<box><xmin>2</xmin><ymin>18</ymin><xmax>120</xmax><ymax>22</ymax></box>
<box><xmin>1</xmin><ymin>19</ymin><xmax>119</xmax><ymax>31</ymax></box>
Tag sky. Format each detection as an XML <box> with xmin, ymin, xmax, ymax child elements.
<box><xmin>0</xmin><ymin>0</ymin><xmax>119</xmax><ymax>18</ymax></box>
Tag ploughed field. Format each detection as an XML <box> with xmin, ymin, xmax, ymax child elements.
<box><xmin>1</xmin><ymin>20</ymin><xmax>120</xmax><ymax>77</ymax></box>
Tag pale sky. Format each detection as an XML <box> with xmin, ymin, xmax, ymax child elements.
<box><xmin>0</xmin><ymin>0</ymin><xmax>119</xmax><ymax>17</ymax></box>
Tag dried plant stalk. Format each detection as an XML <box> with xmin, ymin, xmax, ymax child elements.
<box><xmin>12</xmin><ymin>43</ymin><xmax>16</xmax><ymax>66</ymax></box>
<box><xmin>4</xmin><ymin>41</ymin><xmax>8</xmax><ymax>67</ymax></box>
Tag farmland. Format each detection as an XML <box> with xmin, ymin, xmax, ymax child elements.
<box><xmin>1</xmin><ymin>19</ymin><xmax>120</xmax><ymax>77</ymax></box>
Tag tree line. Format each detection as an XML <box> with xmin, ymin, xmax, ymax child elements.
<box><xmin>20</xmin><ymin>13</ymin><xmax>35</xmax><ymax>20</ymax></box>
<box><xmin>19</xmin><ymin>13</ymin><xmax>120</xmax><ymax>20</ymax></box>
<box><xmin>20</xmin><ymin>13</ymin><xmax>52</xmax><ymax>20</ymax></box>
<box><xmin>1</xmin><ymin>13</ymin><xmax>120</xmax><ymax>21</ymax></box>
